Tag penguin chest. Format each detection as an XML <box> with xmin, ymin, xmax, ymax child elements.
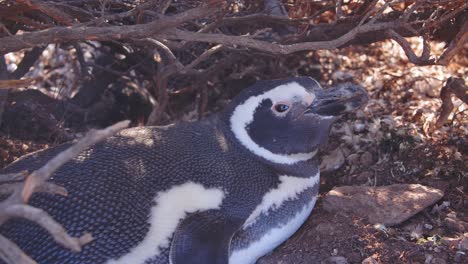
<box><xmin>229</xmin><ymin>173</ymin><xmax>320</xmax><ymax>264</ymax></box>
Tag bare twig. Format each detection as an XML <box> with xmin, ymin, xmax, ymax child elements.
<box><xmin>0</xmin><ymin>182</ymin><xmax>67</xmax><ymax>196</ymax></box>
<box><xmin>335</xmin><ymin>0</ymin><xmax>343</xmax><ymax>21</ymax></box>
<box><xmin>437</xmin><ymin>20</ymin><xmax>468</xmax><ymax>65</ymax></box>
<box><xmin>0</xmin><ymin>2</ymin><xmax>223</xmax><ymax>54</ymax></box>
<box><xmin>3</xmin><ymin>204</ymin><xmax>92</xmax><ymax>252</ymax></box>
<box><xmin>185</xmin><ymin>44</ymin><xmax>223</xmax><ymax>70</ymax></box>
<box><xmin>0</xmin><ymin>171</ymin><xmax>28</xmax><ymax>183</ymax></box>
<box><xmin>435</xmin><ymin>77</ymin><xmax>468</xmax><ymax>128</ymax></box>
<box><xmin>0</xmin><ymin>77</ymin><xmax>41</xmax><ymax>89</ymax></box>
<box><xmin>161</xmin><ymin>21</ymin><xmax>403</xmax><ymax>55</ymax></box>
<box><xmin>0</xmin><ymin>235</ymin><xmax>35</xmax><ymax>264</ymax></box>
<box><xmin>386</xmin><ymin>29</ymin><xmax>434</xmax><ymax>65</ymax></box>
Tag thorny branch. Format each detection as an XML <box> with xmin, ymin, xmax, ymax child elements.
<box><xmin>0</xmin><ymin>120</ymin><xmax>130</xmax><ymax>264</ymax></box>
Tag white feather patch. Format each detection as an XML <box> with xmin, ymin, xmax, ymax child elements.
<box><xmin>229</xmin><ymin>198</ymin><xmax>317</xmax><ymax>264</ymax></box>
<box><xmin>230</xmin><ymin>82</ymin><xmax>317</xmax><ymax>164</ymax></box>
<box><xmin>244</xmin><ymin>172</ymin><xmax>319</xmax><ymax>228</ymax></box>
<box><xmin>107</xmin><ymin>182</ymin><xmax>225</xmax><ymax>264</ymax></box>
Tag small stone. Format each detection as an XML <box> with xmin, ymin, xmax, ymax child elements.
<box><xmin>321</xmin><ymin>148</ymin><xmax>345</xmax><ymax>172</ymax></box>
<box><xmin>360</xmin><ymin>151</ymin><xmax>374</xmax><ymax>166</ymax></box>
<box><xmin>354</xmin><ymin>122</ymin><xmax>366</xmax><ymax>133</ymax></box>
<box><xmin>347</xmin><ymin>153</ymin><xmax>360</xmax><ymax>165</ymax></box>
<box><xmin>323</xmin><ymin>184</ymin><xmax>444</xmax><ymax>226</ymax></box>
<box><xmin>315</xmin><ymin>222</ymin><xmax>335</xmax><ymax>235</ymax></box>
<box><xmin>454</xmin><ymin>252</ymin><xmax>464</xmax><ymax>262</ymax></box>
<box><xmin>321</xmin><ymin>256</ymin><xmax>348</xmax><ymax>264</ymax></box>
<box><xmin>362</xmin><ymin>256</ymin><xmax>378</xmax><ymax>264</ymax></box>
<box><xmin>441</xmin><ymin>236</ymin><xmax>460</xmax><ymax>247</ymax></box>
<box><xmin>431</xmin><ymin>258</ymin><xmax>446</xmax><ymax>264</ymax></box>
<box><xmin>445</xmin><ymin>217</ymin><xmax>468</xmax><ymax>232</ymax></box>
<box><xmin>356</xmin><ymin>171</ymin><xmax>374</xmax><ymax>182</ymax></box>
<box><xmin>424</xmin><ymin>224</ymin><xmax>433</xmax><ymax>230</ymax></box>
<box><xmin>459</xmin><ymin>233</ymin><xmax>468</xmax><ymax>251</ymax></box>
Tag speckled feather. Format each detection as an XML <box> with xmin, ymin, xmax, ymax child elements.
<box><xmin>1</xmin><ymin>120</ymin><xmax>285</xmax><ymax>263</ymax></box>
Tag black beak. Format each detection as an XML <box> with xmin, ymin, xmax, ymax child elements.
<box><xmin>306</xmin><ymin>83</ymin><xmax>369</xmax><ymax>116</ymax></box>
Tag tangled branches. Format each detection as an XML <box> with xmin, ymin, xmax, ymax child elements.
<box><xmin>0</xmin><ymin>0</ymin><xmax>465</xmax><ymax>127</ymax></box>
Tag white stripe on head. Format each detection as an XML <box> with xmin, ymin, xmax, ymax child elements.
<box><xmin>230</xmin><ymin>82</ymin><xmax>317</xmax><ymax>164</ymax></box>
<box><xmin>107</xmin><ymin>182</ymin><xmax>225</xmax><ymax>264</ymax></box>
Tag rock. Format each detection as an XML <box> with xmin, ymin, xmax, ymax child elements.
<box><xmin>356</xmin><ymin>171</ymin><xmax>374</xmax><ymax>182</ymax></box>
<box><xmin>323</xmin><ymin>184</ymin><xmax>444</xmax><ymax>226</ymax></box>
<box><xmin>460</xmin><ymin>233</ymin><xmax>468</xmax><ymax>251</ymax></box>
<box><xmin>362</xmin><ymin>256</ymin><xmax>379</xmax><ymax>264</ymax></box>
<box><xmin>441</xmin><ymin>236</ymin><xmax>460</xmax><ymax>247</ymax></box>
<box><xmin>353</xmin><ymin>122</ymin><xmax>366</xmax><ymax>133</ymax></box>
<box><xmin>321</xmin><ymin>256</ymin><xmax>348</xmax><ymax>264</ymax></box>
<box><xmin>321</xmin><ymin>148</ymin><xmax>345</xmax><ymax>172</ymax></box>
<box><xmin>360</xmin><ymin>151</ymin><xmax>374</xmax><ymax>166</ymax></box>
<box><xmin>444</xmin><ymin>216</ymin><xmax>468</xmax><ymax>232</ymax></box>
<box><xmin>347</xmin><ymin>153</ymin><xmax>360</xmax><ymax>165</ymax></box>
<box><xmin>315</xmin><ymin>222</ymin><xmax>336</xmax><ymax>235</ymax></box>
<box><xmin>430</xmin><ymin>258</ymin><xmax>446</xmax><ymax>264</ymax></box>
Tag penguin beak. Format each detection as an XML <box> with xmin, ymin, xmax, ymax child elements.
<box><xmin>305</xmin><ymin>83</ymin><xmax>369</xmax><ymax>116</ymax></box>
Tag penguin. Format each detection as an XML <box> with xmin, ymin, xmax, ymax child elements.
<box><xmin>0</xmin><ymin>77</ymin><xmax>368</xmax><ymax>264</ymax></box>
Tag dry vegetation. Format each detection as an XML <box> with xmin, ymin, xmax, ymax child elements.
<box><xmin>0</xmin><ymin>0</ymin><xmax>466</xmax><ymax>263</ymax></box>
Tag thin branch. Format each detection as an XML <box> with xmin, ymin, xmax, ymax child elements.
<box><xmin>3</xmin><ymin>204</ymin><xmax>92</xmax><ymax>252</ymax></box>
<box><xmin>0</xmin><ymin>182</ymin><xmax>67</xmax><ymax>196</ymax></box>
<box><xmin>335</xmin><ymin>0</ymin><xmax>343</xmax><ymax>21</ymax></box>
<box><xmin>0</xmin><ymin>77</ymin><xmax>42</xmax><ymax>89</ymax></box>
<box><xmin>185</xmin><ymin>44</ymin><xmax>223</xmax><ymax>70</ymax></box>
<box><xmin>386</xmin><ymin>29</ymin><xmax>434</xmax><ymax>65</ymax></box>
<box><xmin>161</xmin><ymin>21</ymin><xmax>403</xmax><ymax>55</ymax></box>
<box><xmin>435</xmin><ymin>77</ymin><xmax>468</xmax><ymax>128</ymax></box>
<box><xmin>0</xmin><ymin>235</ymin><xmax>35</xmax><ymax>264</ymax></box>
<box><xmin>0</xmin><ymin>171</ymin><xmax>28</xmax><ymax>183</ymax></box>
<box><xmin>437</xmin><ymin>20</ymin><xmax>468</xmax><ymax>65</ymax></box>
<box><xmin>0</xmin><ymin>2</ymin><xmax>223</xmax><ymax>54</ymax></box>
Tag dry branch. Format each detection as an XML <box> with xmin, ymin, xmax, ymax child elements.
<box><xmin>160</xmin><ymin>20</ymin><xmax>402</xmax><ymax>55</ymax></box>
<box><xmin>0</xmin><ymin>77</ymin><xmax>41</xmax><ymax>89</ymax></box>
<box><xmin>0</xmin><ymin>120</ymin><xmax>130</xmax><ymax>264</ymax></box>
<box><xmin>0</xmin><ymin>1</ymin><xmax>223</xmax><ymax>54</ymax></box>
<box><xmin>386</xmin><ymin>29</ymin><xmax>434</xmax><ymax>65</ymax></box>
<box><xmin>435</xmin><ymin>78</ymin><xmax>468</xmax><ymax>128</ymax></box>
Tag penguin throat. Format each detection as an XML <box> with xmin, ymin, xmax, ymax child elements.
<box><xmin>229</xmin><ymin>83</ymin><xmax>317</xmax><ymax>165</ymax></box>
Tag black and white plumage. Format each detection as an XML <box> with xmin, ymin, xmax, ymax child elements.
<box><xmin>0</xmin><ymin>77</ymin><xmax>368</xmax><ymax>264</ymax></box>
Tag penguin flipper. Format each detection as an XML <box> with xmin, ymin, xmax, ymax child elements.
<box><xmin>170</xmin><ymin>210</ymin><xmax>241</xmax><ymax>264</ymax></box>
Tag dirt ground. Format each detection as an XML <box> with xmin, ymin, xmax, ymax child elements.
<box><xmin>1</xmin><ymin>38</ymin><xmax>466</xmax><ymax>263</ymax></box>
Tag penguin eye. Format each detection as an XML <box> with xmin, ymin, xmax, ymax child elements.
<box><xmin>273</xmin><ymin>103</ymin><xmax>290</xmax><ymax>113</ymax></box>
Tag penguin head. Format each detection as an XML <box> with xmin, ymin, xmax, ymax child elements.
<box><xmin>224</xmin><ymin>77</ymin><xmax>368</xmax><ymax>165</ymax></box>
